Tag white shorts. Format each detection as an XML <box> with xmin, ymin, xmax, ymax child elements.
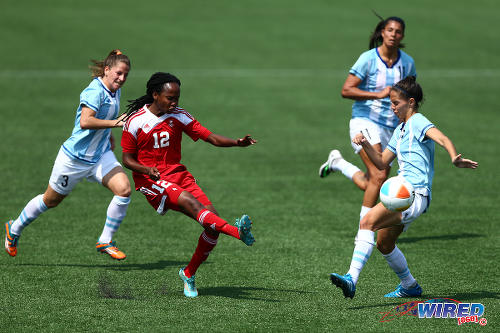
<box><xmin>401</xmin><ymin>193</ymin><xmax>429</xmax><ymax>231</ymax></box>
<box><xmin>49</xmin><ymin>148</ymin><xmax>121</xmax><ymax>195</ymax></box>
<box><xmin>349</xmin><ymin>118</ymin><xmax>394</xmax><ymax>154</ymax></box>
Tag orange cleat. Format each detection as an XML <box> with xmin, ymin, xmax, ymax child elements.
<box><xmin>96</xmin><ymin>241</ymin><xmax>126</xmax><ymax>260</ymax></box>
<box><xmin>5</xmin><ymin>220</ymin><xmax>19</xmax><ymax>257</ymax></box>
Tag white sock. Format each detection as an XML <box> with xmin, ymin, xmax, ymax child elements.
<box><xmin>98</xmin><ymin>195</ymin><xmax>130</xmax><ymax>243</ymax></box>
<box><xmin>359</xmin><ymin>206</ymin><xmax>371</xmax><ymax>221</ymax></box>
<box><xmin>347</xmin><ymin>229</ymin><xmax>375</xmax><ymax>285</ymax></box>
<box><xmin>11</xmin><ymin>194</ymin><xmax>49</xmax><ymax>235</ymax></box>
<box><xmin>332</xmin><ymin>159</ymin><xmax>361</xmax><ymax>180</ymax></box>
<box><xmin>383</xmin><ymin>246</ymin><xmax>417</xmax><ymax>289</ymax></box>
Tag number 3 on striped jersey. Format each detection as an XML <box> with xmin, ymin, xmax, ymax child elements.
<box><xmin>153</xmin><ymin>131</ymin><xmax>170</xmax><ymax>148</ymax></box>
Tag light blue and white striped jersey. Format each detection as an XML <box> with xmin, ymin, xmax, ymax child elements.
<box><xmin>62</xmin><ymin>78</ymin><xmax>120</xmax><ymax>164</ymax></box>
<box><xmin>387</xmin><ymin>113</ymin><xmax>435</xmax><ymax>199</ymax></box>
<box><xmin>350</xmin><ymin>48</ymin><xmax>416</xmax><ymax>129</ymax></box>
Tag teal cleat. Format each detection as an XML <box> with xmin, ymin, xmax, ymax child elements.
<box><xmin>384</xmin><ymin>283</ymin><xmax>422</xmax><ymax>298</ymax></box>
<box><xmin>235</xmin><ymin>215</ymin><xmax>255</xmax><ymax>246</ymax></box>
<box><xmin>179</xmin><ymin>267</ymin><xmax>198</xmax><ymax>298</ymax></box>
<box><xmin>330</xmin><ymin>273</ymin><xmax>356</xmax><ymax>299</ymax></box>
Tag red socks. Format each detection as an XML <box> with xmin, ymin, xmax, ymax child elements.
<box><xmin>184</xmin><ymin>209</ymin><xmax>242</xmax><ymax>278</ymax></box>
<box><xmin>184</xmin><ymin>231</ymin><xmax>219</xmax><ymax>278</ymax></box>
<box><xmin>196</xmin><ymin>209</ymin><xmax>240</xmax><ymax>239</ymax></box>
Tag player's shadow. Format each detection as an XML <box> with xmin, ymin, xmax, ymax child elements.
<box><xmin>198</xmin><ymin>286</ymin><xmax>313</xmax><ymax>302</ymax></box>
<box><xmin>15</xmin><ymin>259</ymin><xmax>185</xmax><ymax>271</ymax></box>
<box><xmin>397</xmin><ymin>233</ymin><xmax>482</xmax><ymax>244</ymax></box>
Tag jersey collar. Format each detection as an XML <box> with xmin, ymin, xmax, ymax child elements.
<box><xmin>97</xmin><ymin>77</ymin><xmax>117</xmax><ymax>97</ymax></box>
<box><xmin>376</xmin><ymin>48</ymin><xmax>401</xmax><ymax>69</ymax></box>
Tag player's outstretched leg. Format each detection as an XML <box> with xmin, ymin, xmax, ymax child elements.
<box><xmin>384</xmin><ymin>283</ymin><xmax>422</xmax><ymax>298</ymax></box>
<box><xmin>179</xmin><ymin>267</ymin><xmax>198</xmax><ymax>298</ymax></box>
<box><xmin>196</xmin><ymin>209</ymin><xmax>255</xmax><ymax>245</ymax></box>
<box><xmin>235</xmin><ymin>215</ymin><xmax>255</xmax><ymax>246</ymax></box>
<box><xmin>4</xmin><ymin>220</ymin><xmax>19</xmax><ymax>257</ymax></box>
<box><xmin>330</xmin><ymin>273</ymin><xmax>356</xmax><ymax>299</ymax></box>
<box><xmin>319</xmin><ymin>150</ymin><xmax>343</xmax><ymax>178</ymax></box>
<box><xmin>96</xmin><ymin>241</ymin><xmax>126</xmax><ymax>260</ymax></box>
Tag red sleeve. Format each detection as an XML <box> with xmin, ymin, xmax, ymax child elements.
<box><xmin>121</xmin><ymin>130</ymin><xmax>138</xmax><ymax>153</ymax></box>
<box><xmin>184</xmin><ymin>119</ymin><xmax>212</xmax><ymax>142</ymax></box>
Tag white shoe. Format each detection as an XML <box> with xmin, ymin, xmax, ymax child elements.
<box><xmin>319</xmin><ymin>150</ymin><xmax>343</xmax><ymax>178</ymax></box>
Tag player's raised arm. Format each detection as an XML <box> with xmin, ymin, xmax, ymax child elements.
<box><xmin>424</xmin><ymin>127</ymin><xmax>478</xmax><ymax>169</ymax></box>
<box><xmin>206</xmin><ymin>133</ymin><xmax>257</xmax><ymax>147</ymax></box>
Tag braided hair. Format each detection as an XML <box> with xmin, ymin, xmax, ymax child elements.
<box><xmin>89</xmin><ymin>49</ymin><xmax>130</xmax><ymax>78</ymax></box>
<box><xmin>124</xmin><ymin>72</ymin><xmax>181</xmax><ymax>121</ymax></box>
<box><xmin>368</xmin><ymin>12</ymin><xmax>406</xmax><ymax>49</ymax></box>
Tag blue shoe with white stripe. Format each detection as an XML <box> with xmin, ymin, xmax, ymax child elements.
<box><xmin>179</xmin><ymin>267</ymin><xmax>198</xmax><ymax>298</ymax></box>
<box><xmin>330</xmin><ymin>273</ymin><xmax>356</xmax><ymax>299</ymax></box>
<box><xmin>384</xmin><ymin>283</ymin><xmax>422</xmax><ymax>298</ymax></box>
<box><xmin>235</xmin><ymin>215</ymin><xmax>254</xmax><ymax>246</ymax></box>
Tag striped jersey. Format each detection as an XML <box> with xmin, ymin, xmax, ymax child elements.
<box><xmin>62</xmin><ymin>78</ymin><xmax>120</xmax><ymax>164</ymax></box>
<box><xmin>121</xmin><ymin>105</ymin><xmax>212</xmax><ymax>184</ymax></box>
<box><xmin>387</xmin><ymin>113</ymin><xmax>435</xmax><ymax>199</ymax></box>
<box><xmin>350</xmin><ymin>48</ymin><xmax>416</xmax><ymax>129</ymax></box>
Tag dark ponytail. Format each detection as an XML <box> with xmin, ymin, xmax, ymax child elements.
<box><xmin>392</xmin><ymin>76</ymin><xmax>424</xmax><ymax>109</ymax></box>
<box><xmin>368</xmin><ymin>13</ymin><xmax>406</xmax><ymax>49</ymax></box>
<box><xmin>124</xmin><ymin>72</ymin><xmax>181</xmax><ymax>121</ymax></box>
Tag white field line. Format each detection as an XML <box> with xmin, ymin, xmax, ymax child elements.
<box><xmin>0</xmin><ymin>68</ymin><xmax>499</xmax><ymax>79</ymax></box>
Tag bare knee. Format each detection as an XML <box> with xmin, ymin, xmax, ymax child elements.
<box><xmin>42</xmin><ymin>193</ymin><xmax>64</xmax><ymax>208</ymax></box>
<box><xmin>43</xmin><ymin>199</ymin><xmax>60</xmax><ymax>208</ymax></box>
<box><xmin>359</xmin><ymin>215</ymin><xmax>376</xmax><ymax>231</ymax></box>
<box><xmin>178</xmin><ymin>191</ymin><xmax>205</xmax><ymax>218</ymax></box>
<box><xmin>113</xmin><ymin>185</ymin><xmax>131</xmax><ymax>198</ymax></box>
<box><xmin>104</xmin><ymin>170</ymin><xmax>131</xmax><ymax>197</ymax></box>
<box><xmin>377</xmin><ymin>240</ymin><xmax>395</xmax><ymax>255</ymax></box>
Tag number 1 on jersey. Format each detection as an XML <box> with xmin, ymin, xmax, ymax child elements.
<box><xmin>153</xmin><ymin>131</ymin><xmax>170</xmax><ymax>148</ymax></box>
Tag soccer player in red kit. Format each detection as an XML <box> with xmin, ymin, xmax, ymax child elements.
<box><xmin>121</xmin><ymin>72</ymin><xmax>256</xmax><ymax>298</ymax></box>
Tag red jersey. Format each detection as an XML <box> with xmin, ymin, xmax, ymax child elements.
<box><xmin>121</xmin><ymin>105</ymin><xmax>212</xmax><ymax>185</ymax></box>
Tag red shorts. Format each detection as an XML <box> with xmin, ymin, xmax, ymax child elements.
<box><xmin>134</xmin><ymin>170</ymin><xmax>211</xmax><ymax>215</ymax></box>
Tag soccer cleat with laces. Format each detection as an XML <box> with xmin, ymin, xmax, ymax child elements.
<box><xmin>96</xmin><ymin>240</ymin><xmax>126</xmax><ymax>260</ymax></box>
<box><xmin>5</xmin><ymin>220</ymin><xmax>19</xmax><ymax>257</ymax></box>
<box><xmin>384</xmin><ymin>283</ymin><xmax>422</xmax><ymax>298</ymax></box>
<box><xmin>235</xmin><ymin>215</ymin><xmax>255</xmax><ymax>246</ymax></box>
<box><xmin>330</xmin><ymin>273</ymin><xmax>356</xmax><ymax>299</ymax></box>
<box><xmin>319</xmin><ymin>149</ymin><xmax>343</xmax><ymax>178</ymax></box>
<box><xmin>179</xmin><ymin>267</ymin><xmax>198</xmax><ymax>298</ymax></box>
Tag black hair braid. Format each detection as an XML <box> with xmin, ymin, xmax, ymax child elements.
<box><xmin>122</xmin><ymin>72</ymin><xmax>182</xmax><ymax>122</ymax></box>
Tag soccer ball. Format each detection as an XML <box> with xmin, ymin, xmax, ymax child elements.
<box><xmin>379</xmin><ymin>176</ymin><xmax>415</xmax><ymax>211</ymax></box>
